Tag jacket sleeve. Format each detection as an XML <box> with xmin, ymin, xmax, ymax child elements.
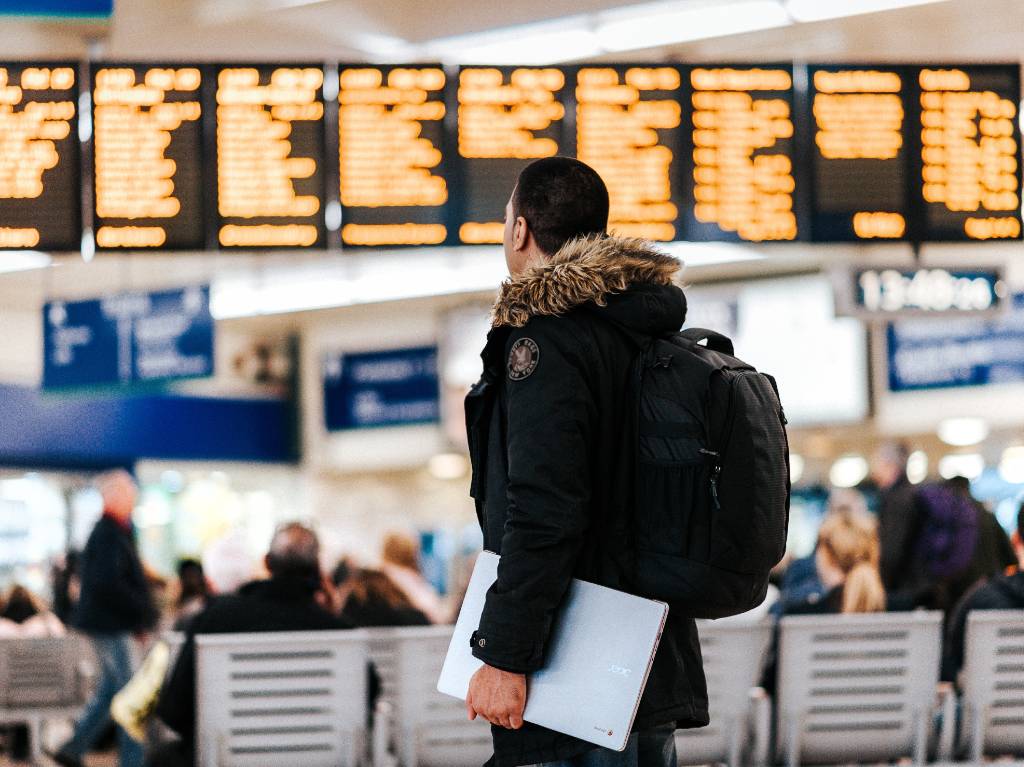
<box><xmin>88</xmin><ymin>523</ymin><xmax>155</xmax><ymax>628</ymax></box>
<box><xmin>472</xmin><ymin>320</ymin><xmax>597</xmax><ymax>673</ymax></box>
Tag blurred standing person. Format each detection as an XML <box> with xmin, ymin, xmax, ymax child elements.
<box><xmin>870</xmin><ymin>442</ymin><xmax>925</xmax><ymax>607</ymax></box>
<box><xmin>380</xmin><ymin>531</ymin><xmax>447</xmax><ymax>623</ymax></box>
<box><xmin>946</xmin><ymin>476</ymin><xmax>1016</xmax><ymax>585</ymax></box>
<box><xmin>51</xmin><ymin>550</ymin><xmax>80</xmax><ymax>625</ymax></box>
<box><xmin>52</xmin><ymin>471</ymin><xmax>157</xmax><ymax>767</ymax></box>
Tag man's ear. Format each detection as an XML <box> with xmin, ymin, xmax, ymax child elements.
<box><xmin>513</xmin><ymin>215</ymin><xmax>529</xmax><ymax>251</ymax></box>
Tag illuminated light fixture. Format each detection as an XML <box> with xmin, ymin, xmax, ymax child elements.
<box><xmin>789</xmin><ymin>453</ymin><xmax>805</xmax><ymax>485</ymax></box>
<box><xmin>783</xmin><ymin>0</ymin><xmax>952</xmax><ymax>23</ymax></box>
<box><xmin>998</xmin><ymin>445</ymin><xmax>1024</xmax><ymax>484</ymax></box>
<box><xmin>428</xmin><ymin>453</ymin><xmax>470</xmax><ymax>481</ymax></box>
<box><xmin>937</xmin><ymin>417</ymin><xmax>990</xmax><ymax>447</ymax></box>
<box><xmin>595</xmin><ymin>0</ymin><xmax>792</xmax><ymax>52</ymax></box>
<box><xmin>829</xmin><ymin>454</ymin><xmax>868</xmax><ymax>489</ymax></box>
<box><xmin>906</xmin><ymin>450</ymin><xmax>929</xmax><ymax>485</ymax></box>
<box><xmin>424</xmin><ymin>17</ymin><xmax>600</xmax><ymax>65</ymax></box>
<box><xmin>938</xmin><ymin>453</ymin><xmax>985</xmax><ymax>481</ymax></box>
<box><xmin>0</xmin><ymin>250</ymin><xmax>52</xmax><ymax>275</ymax></box>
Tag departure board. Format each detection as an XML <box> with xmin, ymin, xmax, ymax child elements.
<box><xmin>457</xmin><ymin>67</ymin><xmax>569</xmax><ymax>244</ymax></box>
<box><xmin>681</xmin><ymin>66</ymin><xmax>798</xmax><ymax>242</ymax></box>
<box><xmin>338</xmin><ymin>66</ymin><xmax>448</xmax><ymax>247</ymax></box>
<box><xmin>213</xmin><ymin>65</ymin><xmax>326</xmax><ymax>249</ymax></box>
<box><xmin>92</xmin><ymin>65</ymin><xmax>205</xmax><ymax>250</ymax></box>
<box><xmin>808</xmin><ymin>66</ymin><xmax>911</xmax><ymax>241</ymax></box>
<box><xmin>576</xmin><ymin>66</ymin><xmax>684</xmax><ymax>241</ymax></box>
<box><xmin>0</xmin><ymin>62</ymin><xmax>80</xmax><ymax>251</ymax></box>
<box><xmin>916</xmin><ymin>65</ymin><xmax>1022</xmax><ymax>241</ymax></box>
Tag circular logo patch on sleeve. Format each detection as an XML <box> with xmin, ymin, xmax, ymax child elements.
<box><xmin>507</xmin><ymin>337</ymin><xmax>540</xmax><ymax>381</ymax></box>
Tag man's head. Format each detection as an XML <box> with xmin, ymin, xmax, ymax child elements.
<box><xmin>504</xmin><ymin>157</ymin><xmax>609</xmax><ymax>277</ymax></box>
<box><xmin>869</xmin><ymin>442</ymin><xmax>909</xmax><ymax>491</ymax></box>
<box><xmin>265</xmin><ymin>522</ymin><xmax>321</xmax><ymax>581</ymax></box>
<box><xmin>97</xmin><ymin>470</ymin><xmax>138</xmax><ymax>524</ymax></box>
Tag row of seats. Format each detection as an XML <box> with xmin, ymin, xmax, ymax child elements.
<box><xmin>0</xmin><ymin>611</ymin><xmax>1021</xmax><ymax>766</ymax></box>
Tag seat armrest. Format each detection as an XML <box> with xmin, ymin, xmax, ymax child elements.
<box><xmin>373</xmin><ymin>700</ymin><xmax>396</xmax><ymax>767</ymax></box>
<box><xmin>936</xmin><ymin>682</ymin><xmax>957</xmax><ymax>762</ymax></box>
<box><xmin>749</xmin><ymin>686</ymin><xmax>772</xmax><ymax>767</ymax></box>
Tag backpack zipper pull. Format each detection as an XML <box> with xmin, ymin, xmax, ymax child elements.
<box><xmin>700</xmin><ymin>449</ymin><xmax>722</xmax><ymax>509</ymax></box>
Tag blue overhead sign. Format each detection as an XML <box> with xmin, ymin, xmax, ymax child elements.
<box><xmin>0</xmin><ymin>0</ymin><xmax>113</xmax><ymax>17</ymax></box>
<box><xmin>323</xmin><ymin>346</ymin><xmax>440</xmax><ymax>431</ymax></box>
<box><xmin>44</xmin><ymin>286</ymin><xmax>214</xmax><ymax>390</ymax></box>
<box><xmin>887</xmin><ymin>293</ymin><xmax>1024</xmax><ymax>391</ymax></box>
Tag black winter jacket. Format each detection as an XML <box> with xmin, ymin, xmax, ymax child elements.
<box><xmin>942</xmin><ymin>568</ymin><xmax>1024</xmax><ymax>682</ymax></box>
<box><xmin>73</xmin><ymin>514</ymin><xmax>157</xmax><ymax>634</ymax></box>
<box><xmin>465</xmin><ymin>235</ymin><xmax>709</xmax><ymax>767</ymax></box>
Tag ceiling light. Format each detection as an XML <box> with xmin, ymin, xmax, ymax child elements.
<box><xmin>0</xmin><ymin>250</ymin><xmax>52</xmax><ymax>275</ymax></box>
<box><xmin>938</xmin><ymin>453</ymin><xmax>985</xmax><ymax>481</ymax></box>
<box><xmin>998</xmin><ymin>446</ymin><xmax>1024</xmax><ymax>484</ymax></box>
<box><xmin>906</xmin><ymin>450</ymin><xmax>929</xmax><ymax>485</ymax></box>
<box><xmin>428</xmin><ymin>453</ymin><xmax>469</xmax><ymax>481</ymax></box>
<box><xmin>596</xmin><ymin>0</ymin><xmax>791</xmax><ymax>52</ymax></box>
<box><xmin>937</xmin><ymin>417</ymin><xmax>989</xmax><ymax>447</ymax></box>
<box><xmin>829</xmin><ymin>454</ymin><xmax>868</xmax><ymax>489</ymax></box>
<box><xmin>783</xmin><ymin>0</ymin><xmax>952</xmax><ymax>23</ymax></box>
<box><xmin>425</xmin><ymin>17</ymin><xmax>599</xmax><ymax>64</ymax></box>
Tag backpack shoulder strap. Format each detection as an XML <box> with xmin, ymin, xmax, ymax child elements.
<box><xmin>679</xmin><ymin>327</ymin><xmax>735</xmax><ymax>356</ymax></box>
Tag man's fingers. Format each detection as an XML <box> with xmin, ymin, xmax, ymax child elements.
<box><xmin>466</xmin><ymin>703</ymin><xmax>477</xmax><ymax>721</ymax></box>
<box><xmin>510</xmin><ymin>712</ymin><xmax>524</xmax><ymax>729</ymax></box>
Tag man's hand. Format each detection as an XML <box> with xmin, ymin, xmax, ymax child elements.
<box><xmin>466</xmin><ymin>663</ymin><xmax>526</xmax><ymax>729</ymax></box>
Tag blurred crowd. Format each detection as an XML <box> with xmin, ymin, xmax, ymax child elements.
<box><xmin>0</xmin><ymin>449</ymin><xmax>1021</xmax><ymax>764</ymax></box>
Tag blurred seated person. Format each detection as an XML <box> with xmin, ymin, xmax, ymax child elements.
<box><xmin>333</xmin><ymin>562</ymin><xmax>430</xmax><ymax>627</ymax></box>
<box><xmin>380</xmin><ymin>531</ymin><xmax>447</xmax><ymax>624</ymax></box>
<box><xmin>151</xmin><ymin>523</ymin><xmax>354</xmax><ymax>767</ymax></box>
<box><xmin>871</xmin><ymin>442</ymin><xmax>926</xmax><ymax>606</ymax></box>
<box><xmin>0</xmin><ymin>584</ymin><xmax>65</xmax><ymax>638</ymax></box>
<box><xmin>943</xmin><ymin>503</ymin><xmax>1024</xmax><ymax>684</ymax></box>
<box><xmin>201</xmin><ymin>529</ymin><xmax>258</xmax><ymax>596</ymax></box>
<box><xmin>0</xmin><ymin>585</ymin><xmax>65</xmax><ymax>760</ymax></box>
<box><xmin>762</xmin><ymin>497</ymin><xmax>887</xmax><ymax>693</ymax></box>
<box><xmin>166</xmin><ymin>559</ymin><xmax>210</xmax><ymax>630</ymax></box>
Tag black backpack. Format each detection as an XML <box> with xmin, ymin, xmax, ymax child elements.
<box><xmin>629</xmin><ymin>328</ymin><xmax>791</xmax><ymax>619</ymax></box>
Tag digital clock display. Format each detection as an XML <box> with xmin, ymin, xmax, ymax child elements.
<box><xmin>852</xmin><ymin>267</ymin><xmax>1005</xmax><ymax>316</ymax></box>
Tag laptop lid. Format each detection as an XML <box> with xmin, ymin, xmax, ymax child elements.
<box><xmin>437</xmin><ymin>551</ymin><xmax>668</xmax><ymax>752</ymax></box>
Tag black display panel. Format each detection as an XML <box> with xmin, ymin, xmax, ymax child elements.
<box><xmin>456</xmin><ymin>66</ymin><xmax>570</xmax><ymax>245</ymax></box>
<box><xmin>808</xmin><ymin>66</ymin><xmax>912</xmax><ymax>242</ymax></box>
<box><xmin>92</xmin><ymin>64</ymin><xmax>206</xmax><ymax>250</ymax></box>
<box><xmin>212</xmin><ymin>64</ymin><xmax>326</xmax><ymax>249</ymax></box>
<box><xmin>0</xmin><ymin>62</ymin><xmax>80</xmax><ymax>251</ymax></box>
<box><xmin>338</xmin><ymin>65</ymin><xmax>449</xmax><ymax>247</ymax></box>
<box><xmin>575</xmin><ymin>66</ymin><xmax>684</xmax><ymax>242</ymax></box>
<box><xmin>915</xmin><ymin>65</ymin><xmax>1022</xmax><ymax>242</ymax></box>
<box><xmin>680</xmin><ymin>65</ymin><xmax>799</xmax><ymax>242</ymax></box>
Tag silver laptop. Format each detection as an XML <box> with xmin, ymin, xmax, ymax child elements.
<box><xmin>437</xmin><ymin>551</ymin><xmax>668</xmax><ymax>751</ymax></box>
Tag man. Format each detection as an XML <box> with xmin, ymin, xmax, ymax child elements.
<box><xmin>870</xmin><ymin>442</ymin><xmax>926</xmax><ymax>608</ymax></box>
<box><xmin>943</xmin><ymin>503</ymin><xmax>1024</xmax><ymax>682</ymax></box>
<box><xmin>54</xmin><ymin>471</ymin><xmax>158</xmax><ymax>767</ymax></box>
<box><xmin>153</xmin><ymin>523</ymin><xmax>354</xmax><ymax>766</ymax></box>
<box><xmin>464</xmin><ymin>157</ymin><xmax>708</xmax><ymax>767</ymax></box>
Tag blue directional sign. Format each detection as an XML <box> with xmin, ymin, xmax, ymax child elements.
<box><xmin>43</xmin><ymin>286</ymin><xmax>214</xmax><ymax>390</ymax></box>
<box><xmin>887</xmin><ymin>293</ymin><xmax>1024</xmax><ymax>391</ymax></box>
<box><xmin>323</xmin><ymin>346</ymin><xmax>440</xmax><ymax>431</ymax></box>
<box><xmin>0</xmin><ymin>0</ymin><xmax>113</xmax><ymax>17</ymax></box>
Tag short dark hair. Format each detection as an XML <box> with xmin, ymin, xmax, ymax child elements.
<box><xmin>512</xmin><ymin>157</ymin><xmax>609</xmax><ymax>256</ymax></box>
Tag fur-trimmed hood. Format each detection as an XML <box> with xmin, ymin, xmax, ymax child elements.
<box><xmin>492</xmin><ymin>234</ymin><xmax>684</xmax><ymax>328</ymax></box>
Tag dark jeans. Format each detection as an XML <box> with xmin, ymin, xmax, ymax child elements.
<box><xmin>63</xmin><ymin>633</ymin><xmax>144</xmax><ymax>767</ymax></box>
<box><xmin>538</xmin><ymin>726</ymin><xmax>677</xmax><ymax>767</ymax></box>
